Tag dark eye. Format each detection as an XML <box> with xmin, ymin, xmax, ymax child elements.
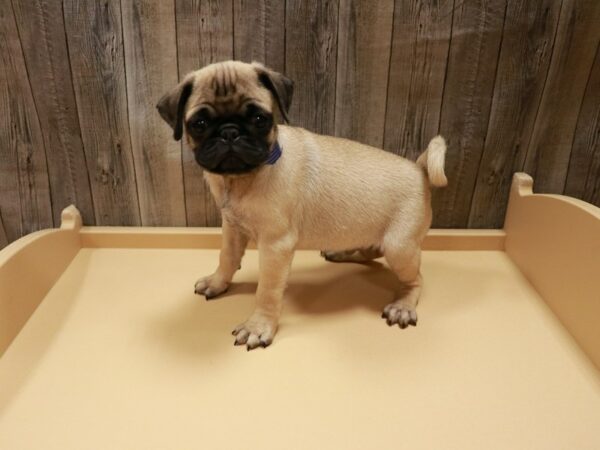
<box><xmin>190</xmin><ymin>118</ymin><xmax>209</xmax><ymax>133</ymax></box>
<box><xmin>253</xmin><ymin>114</ymin><xmax>268</xmax><ymax>128</ymax></box>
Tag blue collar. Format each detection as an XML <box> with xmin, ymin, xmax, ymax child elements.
<box><xmin>265</xmin><ymin>141</ymin><xmax>282</xmax><ymax>165</ymax></box>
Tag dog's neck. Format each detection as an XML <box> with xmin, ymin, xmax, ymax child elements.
<box><xmin>204</xmin><ymin>135</ymin><xmax>283</xmax><ymax>211</ymax></box>
<box><xmin>264</xmin><ymin>141</ymin><xmax>282</xmax><ymax>165</ymax></box>
<box><xmin>207</xmin><ymin>145</ymin><xmax>281</xmax><ymax>210</ymax></box>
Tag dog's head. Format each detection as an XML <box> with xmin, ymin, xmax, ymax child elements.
<box><xmin>157</xmin><ymin>61</ymin><xmax>293</xmax><ymax>175</ymax></box>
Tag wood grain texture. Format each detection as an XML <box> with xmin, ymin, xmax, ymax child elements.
<box><xmin>176</xmin><ymin>0</ymin><xmax>233</xmax><ymax>227</ymax></box>
<box><xmin>383</xmin><ymin>0</ymin><xmax>453</xmax><ymax>158</ymax></box>
<box><xmin>121</xmin><ymin>0</ymin><xmax>186</xmax><ymax>226</ymax></box>
<box><xmin>565</xmin><ymin>44</ymin><xmax>600</xmax><ymax>206</ymax></box>
<box><xmin>0</xmin><ymin>0</ymin><xmax>53</xmax><ymax>244</ymax></box>
<box><xmin>3</xmin><ymin>1</ymin><xmax>600</xmax><ymax>246</ymax></box>
<box><xmin>335</xmin><ymin>0</ymin><xmax>394</xmax><ymax>147</ymax></box>
<box><xmin>524</xmin><ymin>0</ymin><xmax>600</xmax><ymax>194</ymax></box>
<box><xmin>431</xmin><ymin>0</ymin><xmax>507</xmax><ymax>228</ymax></box>
<box><xmin>233</xmin><ymin>0</ymin><xmax>285</xmax><ymax>72</ymax></box>
<box><xmin>468</xmin><ymin>0</ymin><xmax>562</xmax><ymax>228</ymax></box>
<box><xmin>11</xmin><ymin>0</ymin><xmax>94</xmax><ymax>226</ymax></box>
<box><xmin>0</xmin><ymin>211</ymin><xmax>7</xmax><ymax>249</ymax></box>
<box><xmin>285</xmin><ymin>0</ymin><xmax>339</xmax><ymax>135</ymax></box>
<box><xmin>63</xmin><ymin>0</ymin><xmax>141</xmax><ymax>226</ymax></box>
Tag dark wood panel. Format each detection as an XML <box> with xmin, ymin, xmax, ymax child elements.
<box><xmin>176</xmin><ymin>0</ymin><xmax>233</xmax><ymax>227</ymax></box>
<box><xmin>335</xmin><ymin>0</ymin><xmax>394</xmax><ymax>147</ymax></box>
<box><xmin>285</xmin><ymin>0</ymin><xmax>339</xmax><ymax>135</ymax></box>
<box><xmin>11</xmin><ymin>0</ymin><xmax>94</xmax><ymax>226</ymax></box>
<box><xmin>3</xmin><ymin>0</ymin><xmax>600</xmax><ymax>244</ymax></box>
<box><xmin>383</xmin><ymin>0</ymin><xmax>453</xmax><ymax>158</ymax></box>
<box><xmin>0</xmin><ymin>0</ymin><xmax>53</xmax><ymax>243</ymax></box>
<box><xmin>565</xmin><ymin>44</ymin><xmax>600</xmax><ymax>206</ymax></box>
<box><xmin>63</xmin><ymin>0</ymin><xmax>141</xmax><ymax>226</ymax></box>
<box><xmin>0</xmin><ymin>210</ymin><xmax>7</xmax><ymax>249</ymax></box>
<box><xmin>233</xmin><ymin>0</ymin><xmax>285</xmax><ymax>72</ymax></box>
<box><xmin>523</xmin><ymin>0</ymin><xmax>600</xmax><ymax>194</ymax></box>
<box><xmin>122</xmin><ymin>0</ymin><xmax>186</xmax><ymax>226</ymax></box>
<box><xmin>468</xmin><ymin>0</ymin><xmax>562</xmax><ymax>228</ymax></box>
<box><xmin>432</xmin><ymin>0</ymin><xmax>507</xmax><ymax>228</ymax></box>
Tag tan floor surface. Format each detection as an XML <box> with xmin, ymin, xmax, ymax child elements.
<box><xmin>1</xmin><ymin>248</ymin><xmax>599</xmax><ymax>449</ymax></box>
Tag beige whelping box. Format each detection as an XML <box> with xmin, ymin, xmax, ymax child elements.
<box><xmin>0</xmin><ymin>173</ymin><xmax>599</xmax><ymax>449</ymax></box>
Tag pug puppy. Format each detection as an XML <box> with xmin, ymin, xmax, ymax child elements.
<box><xmin>157</xmin><ymin>61</ymin><xmax>447</xmax><ymax>350</ymax></box>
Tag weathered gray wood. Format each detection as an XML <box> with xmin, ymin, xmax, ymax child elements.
<box><xmin>11</xmin><ymin>0</ymin><xmax>94</xmax><ymax>226</ymax></box>
<box><xmin>335</xmin><ymin>0</ymin><xmax>394</xmax><ymax>147</ymax></box>
<box><xmin>565</xmin><ymin>44</ymin><xmax>600</xmax><ymax>207</ymax></box>
<box><xmin>176</xmin><ymin>0</ymin><xmax>233</xmax><ymax>227</ymax></box>
<box><xmin>285</xmin><ymin>0</ymin><xmax>339</xmax><ymax>135</ymax></box>
<box><xmin>0</xmin><ymin>98</ymin><xmax>21</xmax><ymax>243</ymax></box>
<box><xmin>431</xmin><ymin>0</ymin><xmax>507</xmax><ymax>228</ymax></box>
<box><xmin>523</xmin><ymin>0</ymin><xmax>600</xmax><ymax>194</ymax></box>
<box><xmin>0</xmin><ymin>36</ymin><xmax>21</xmax><ymax>247</ymax></box>
<box><xmin>468</xmin><ymin>0</ymin><xmax>563</xmax><ymax>228</ymax></box>
<box><xmin>0</xmin><ymin>210</ymin><xmax>8</xmax><ymax>249</ymax></box>
<box><xmin>233</xmin><ymin>0</ymin><xmax>285</xmax><ymax>72</ymax></box>
<box><xmin>177</xmin><ymin>0</ymin><xmax>233</xmax><ymax>74</ymax></box>
<box><xmin>121</xmin><ymin>0</ymin><xmax>186</xmax><ymax>226</ymax></box>
<box><xmin>383</xmin><ymin>0</ymin><xmax>453</xmax><ymax>158</ymax></box>
<box><xmin>0</xmin><ymin>0</ymin><xmax>53</xmax><ymax>243</ymax></box>
<box><xmin>3</xmin><ymin>0</ymin><xmax>600</xmax><ymax>240</ymax></box>
<box><xmin>63</xmin><ymin>0</ymin><xmax>141</xmax><ymax>226</ymax></box>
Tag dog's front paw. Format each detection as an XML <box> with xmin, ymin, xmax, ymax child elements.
<box><xmin>382</xmin><ymin>302</ymin><xmax>418</xmax><ymax>329</ymax></box>
<box><xmin>194</xmin><ymin>273</ymin><xmax>229</xmax><ymax>300</ymax></box>
<box><xmin>232</xmin><ymin>313</ymin><xmax>278</xmax><ymax>350</ymax></box>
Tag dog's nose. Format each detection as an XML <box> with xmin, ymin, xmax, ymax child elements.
<box><xmin>219</xmin><ymin>125</ymin><xmax>240</xmax><ymax>142</ymax></box>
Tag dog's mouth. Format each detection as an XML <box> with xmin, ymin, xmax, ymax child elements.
<box><xmin>211</xmin><ymin>153</ymin><xmax>256</xmax><ymax>174</ymax></box>
<box><xmin>194</xmin><ymin>138</ymin><xmax>270</xmax><ymax>175</ymax></box>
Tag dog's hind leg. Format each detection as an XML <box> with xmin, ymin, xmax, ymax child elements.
<box><xmin>321</xmin><ymin>246</ymin><xmax>382</xmax><ymax>263</ymax></box>
<box><xmin>380</xmin><ymin>227</ymin><xmax>423</xmax><ymax>328</ymax></box>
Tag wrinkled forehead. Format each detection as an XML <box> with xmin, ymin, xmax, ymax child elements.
<box><xmin>185</xmin><ymin>63</ymin><xmax>272</xmax><ymax>119</ymax></box>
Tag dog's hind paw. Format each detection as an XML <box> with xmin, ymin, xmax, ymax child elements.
<box><xmin>321</xmin><ymin>247</ymin><xmax>382</xmax><ymax>263</ymax></box>
<box><xmin>320</xmin><ymin>250</ymin><xmax>349</xmax><ymax>262</ymax></box>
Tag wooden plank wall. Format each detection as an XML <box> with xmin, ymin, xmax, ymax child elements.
<box><xmin>1</xmin><ymin>0</ymin><xmax>599</xmax><ymax>248</ymax></box>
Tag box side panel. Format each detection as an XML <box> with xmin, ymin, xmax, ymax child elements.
<box><xmin>0</xmin><ymin>229</ymin><xmax>80</xmax><ymax>355</ymax></box>
<box><xmin>505</xmin><ymin>173</ymin><xmax>600</xmax><ymax>370</ymax></box>
<box><xmin>79</xmin><ymin>227</ymin><xmax>505</xmax><ymax>251</ymax></box>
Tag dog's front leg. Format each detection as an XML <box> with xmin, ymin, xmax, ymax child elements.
<box><xmin>233</xmin><ymin>236</ymin><xmax>296</xmax><ymax>350</ymax></box>
<box><xmin>194</xmin><ymin>218</ymin><xmax>248</xmax><ymax>299</ymax></box>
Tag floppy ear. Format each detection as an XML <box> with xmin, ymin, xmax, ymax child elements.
<box><xmin>254</xmin><ymin>64</ymin><xmax>294</xmax><ymax>123</ymax></box>
<box><xmin>156</xmin><ymin>79</ymin><xmax>194</xmax><ymax>141</ymax></box>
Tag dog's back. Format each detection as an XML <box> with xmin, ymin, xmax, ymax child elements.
<box><xmin>277</xmin><ymin>125</ymin><xmax>446</xmax><ymax>250</ymax></box>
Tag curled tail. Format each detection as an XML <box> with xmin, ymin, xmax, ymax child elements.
<box><xmin>416</xmin><ymin>135</ymin><xmax>448</xmax><ymax>187</ymax></box>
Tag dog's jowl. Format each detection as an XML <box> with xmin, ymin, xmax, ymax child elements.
<box><xmin>157</xmin><ymin>61</ymin><xmax>447</xmax><ymax>350</ymax></box>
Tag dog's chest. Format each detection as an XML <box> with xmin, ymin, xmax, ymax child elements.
<box><xmin>206</xmin><ymin>176</ymin><xmax>257</xmax><ymax>236</ymax></box>
<box><xmin>221</xmin><ymin>200</ymin><xmax>260</xmax><ymax>239</ymax></box>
